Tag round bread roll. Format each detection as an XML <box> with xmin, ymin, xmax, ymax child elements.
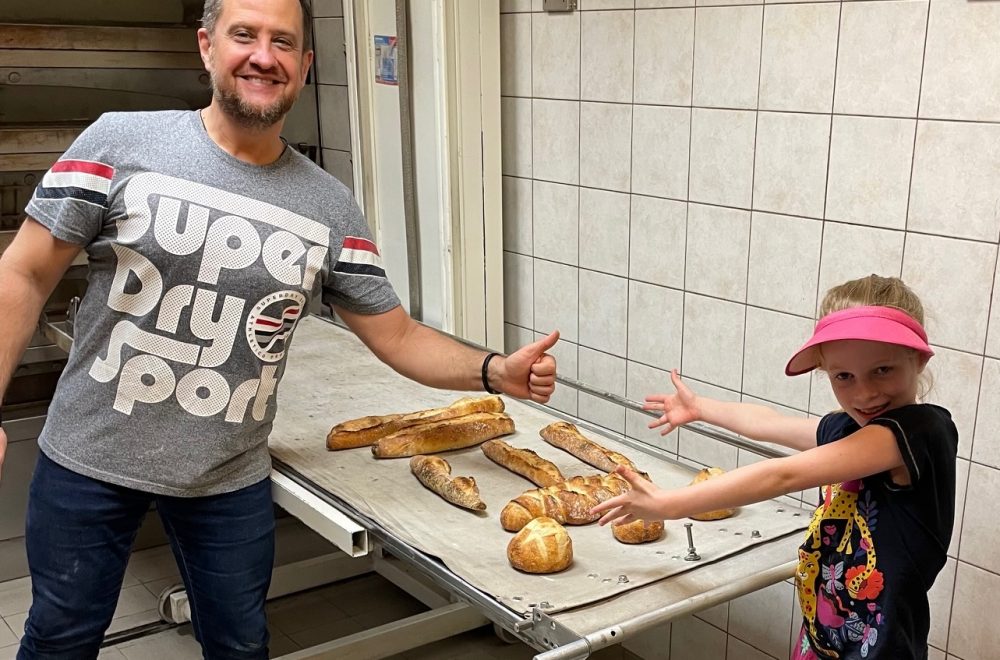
<box><xmin>688</xmin><ymin>467</ymin><xmax>737</xmax><ymax>521</ymax></box>
<box><xmin>612</xmin><ymin>518</ymin><xmax>664</xmax><ymax>544</ymax></box>
<box><xmin>507</xmin><ymin>516</ymin><xmax>573</xmax><ymax>574</ymax></box>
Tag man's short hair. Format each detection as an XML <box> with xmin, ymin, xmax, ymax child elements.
<box><xmin>201</xmin><ymin>0</ymin><xmax>313</xmax><ymax>52</ymax></box>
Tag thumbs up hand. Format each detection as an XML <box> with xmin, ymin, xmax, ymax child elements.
<box><xmin>490</xmin><ymin>330</ymin><xmax>560</xmax><ymax>402</ymax></box>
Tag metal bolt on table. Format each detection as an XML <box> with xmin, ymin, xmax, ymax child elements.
<box><xmin>683</xmin><ymin>523</ymin><xmax>701</xmax><ymax>561</ymax></box>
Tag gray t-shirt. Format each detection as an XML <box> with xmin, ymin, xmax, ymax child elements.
<box><xmin>26</xmin><ymin>110</ymin><xmax>399</xmax><ymax>496</ymax></box>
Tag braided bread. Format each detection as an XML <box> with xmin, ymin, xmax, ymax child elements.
<box><xmin>500</xmin><ymin>473</ymin><xmax>630</xmax><ymax>532</ymax></box>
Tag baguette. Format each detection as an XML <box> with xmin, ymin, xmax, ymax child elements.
<box><xmin>540</xmin><ymin>421</ymin><xmax>644</xmax><ymax>476</ymax></box>
<box><xmin>372</xmin><ymin>411</ymin><xmax>515</xmax><ymax>458</ymax></box>
<box><xmin>481</xmin><ymin>439</ymin><xmax>565</xmax><ymax>487</ymax></box>
<box><xmin>500</xmin><ymin>473</ymin><xmax>630</xmax><ymax>531</ymax></box>
<box><xmin>326</xmin><ymin>395</ymin><xmax>504</xmax><ymax>450</ymax></box>
<box><xmin>409</xmin><ymin>455</ymin><xmax>486</xmax><ymax>511</ymax></box>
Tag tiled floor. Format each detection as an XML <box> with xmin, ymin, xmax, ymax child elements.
<box><xmin>0</xmin><ymin>547</ymin><xmax>633</xmax><ymax>660</ymax></box>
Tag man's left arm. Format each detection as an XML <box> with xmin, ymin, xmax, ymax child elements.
<box><xmin>333</xmin><ymin>304</ymin><xmax>559</xmax><ymax>402</ymax></box>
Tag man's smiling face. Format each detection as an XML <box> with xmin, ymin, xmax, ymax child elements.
<box><xmin>198</xmin><ymin>0</ymin><xmax>313</xmax><ymax>130</ymax></box>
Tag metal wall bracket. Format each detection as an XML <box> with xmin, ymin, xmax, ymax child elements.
<box><xmin>543</xmin><ymin>0</ymin><xmax>577</xmax><ymax>11</ymax></box>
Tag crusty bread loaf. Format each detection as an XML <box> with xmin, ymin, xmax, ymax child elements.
<box><xmin>612</xmin><ymin>519</ymin><xmax>665</xmax><ymax>544</ymax></box>
<box><xmin>372</xmin><ymin>412</ymin><xmax>515</xmax><ymax>458</ymax></box>
<box><xmin>326</xmin><ymin>395</ymin><xmax>504</xmax><ymax>450</ymax></box>
<box><xmin>688</xmin><ymin>467</ymin><xmax>737</xmax><ymax>521</ymax></box>
<box><xmin>500</xmin><ymin>473</ymin><xmax>630</xmax><ymax>532</ymax></box>
<box><xmin>507</xmin><ymin>516</ymin><xmax>573</xmax><ymax>574</ymax></box>
<box><xmin>481</xmin><ymin>439</ymin><xmax>565</xmax><ymax>487</ymax></box>
<box><xmin>540</xmin><ymin>421</ymin><xmax>645</xmax><ymax>476</ymax></box>
<box><xmin>409</xmin><ymin>455</ymin><xmax>486</xmax><ymax>511</ymax></box>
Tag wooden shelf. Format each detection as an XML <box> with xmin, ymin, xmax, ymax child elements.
<box><xmin>0</xmin><ymin>126</ymin><xmax>85</xmax><ymax>155</ymax></box>
<box><xmin>0</xmin><ymin>23</ymin><xmax>196</xmax><ymax>52</ymax></box>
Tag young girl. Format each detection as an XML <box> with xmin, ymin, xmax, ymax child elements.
<box><xmin>592</xmin><ymin>275</ymin><xmax>957</xmax><ymax>660</ymax></box>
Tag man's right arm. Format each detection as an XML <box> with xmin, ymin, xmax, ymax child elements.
<box><xmin>0</xmin><ymin>218</ymin><xmax>83</xmax><ymax>477</ymax></box>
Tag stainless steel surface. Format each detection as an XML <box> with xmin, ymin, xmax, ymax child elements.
<box><xmin>40</xmin><ymin>319</ymin><xmax>74</xmax><ymax>354</ymax></box>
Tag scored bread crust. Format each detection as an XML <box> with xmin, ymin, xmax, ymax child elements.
<box><xmin>499</xmin><ymin>473</ymin><xmax>630</xmax><ymax>532</ymax></box>
<box><xmin>506</xmin><ymin>516</ymin><xmax>573</xmax><ymax>574</ymax></box>
<box><xmin>540</xmin><ymin>421</ymin><xmax>644</xmax><ymax>475</ymax></box>
<box><xmin>612</xmin><ymin>518</ymin><xmax>665</xmax><ymax>544</ymax></box>
<box><xmin>326</xmin><ymin>395</ymin><xmax>504</xmax><ymax>450</ymax></box>
<box><xmin>409</xmin><ymin>455</ymin><xmax>486</xmax><ymax>511</ymax></box>
<box><xmin>688</xmin><ymin>467</ymin><xmax>737</xmax><ymax>521</ymax></box>
<box><xmin>481</xmin><ymin>439</ymin><xmax>565</xmax><ymax>487</ymax></box>
<box><xmin>372</xmin><ymin>412</ymin><xmax>515</xmax><ymax>458</ymax></box>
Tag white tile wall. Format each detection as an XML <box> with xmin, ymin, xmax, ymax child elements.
<box><xmin>499</xmin><ymin>2</ymin><xmax>1000</xmax><ymax>658</ymax></box>
<box><xmin>692</xmin><ymin>6</ymin><xmax>762</xmax><ymax>110</ymax></box>
<box><xmin>580</xmin><ymin>188</ymin><xmax>630</xmax><ymax>277</ymax></box>
<box><xmin>627</xmin><ymin>280</ymin><xmax>683</xmax><ymax>372</ymax></box>
<box><xmin>578</xmin><ymin>346</ymin><xmax>627</xmax><ymax>433</ymax></box>
<box><xmin>581</xmin><ymin>10</ymin><xmax>635</xmax><ymax>103</ymax></box>
<box><xmin>532</xmin><ymin>11</ymin><xmax>580</xmax><ymax>100</ymax></box>
<box><xmin>753</xmin><ymin>112</ymin><xmax>830</xmax><ymax>219</ymax></box>
<box><xmin>579</xmin><ymin>269</ymin><xmax>629</xmax><ymax>356</ymax></box>
<box><xmin>532</xmin><ymin>180</ymin><xmax>579</xmax><ymax>265</ymax></box>
<box><xmin>533</xmin><ymin>99</ymin><xmax>580</xmax><ymax>184</ymax></box>
<box><xmin>908</xmin><ymin>120</ymin><xmax>1000</xmax><ymax>243</ymax></box>
<box><xmin>628</xmin><ymin>195</ymin><xmax>686</xmax><ymax>288</ymax></box>
<box><xmin>631</xmin><ymin>105</ymin><xmax>689</xmax><ymax>200</ymax></box>
<box><xmin>689</xmin><ymin>109</ymin><xmax>756</xmax><ymax>209</ymax></box>
<box><xmin>633</xmin><ymin>9</ymin><xmax>694</xmax><ymax>106</ymax></box>
<box><xmin>834</xmin><ymin>0</ymin><xmax>926</xmax><ymax>117</ymax></box>
<box><xmin>502</xmin><ymin>176</ymin><xmax>533</xmax><ymax>255</ymax></box>
<box><xmin>581</xmin><ymin>102</ymin><xmax>633</xmax><ymax>192</ymax></box>
<box><xmin>746</xmin><ymin>212</ymin><xmax>822</xmax><ymax>317</ymax></box>
<box><xmin>758</xmin><ymin>3</ymin><xmax>839</xmax><ymax>113</ymax></box>
<box><xmin>685</xmin><ymin>203</ymin><xmax>750</xmax><ymax>302</ymax></box>
<box><xmin>920</xmin><ymin>0</ymin><xmax>1000</xmax><ymax>123</ymax></box>
<box><xmin>825</xmin><ymin>115</ymin><xmax>915</xmax><ymax>230</ymax></box>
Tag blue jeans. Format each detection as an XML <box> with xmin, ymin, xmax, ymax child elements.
<box><xmin>18</xmin><ymin>453</ymin><xmax>275</xmax><ymax>660</ymax></box>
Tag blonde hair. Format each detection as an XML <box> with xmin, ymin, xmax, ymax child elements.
<box><xmin>818</xmin><ymin>274</ymin><xmax>932</xmax><ymax>398</ymax></box>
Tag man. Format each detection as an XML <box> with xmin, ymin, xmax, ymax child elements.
<box><xmin>0</xmin><ymin>0</ymin><xmax>558</xmax><ymax>657</ymax></box>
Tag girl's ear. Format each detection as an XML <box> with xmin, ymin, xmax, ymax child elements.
<box><xmin>916</xmin><ymin>352</ymin><xmax>931</xmax><ymax>372</ymax></box>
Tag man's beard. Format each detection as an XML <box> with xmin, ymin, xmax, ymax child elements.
<box><xmin>211</xmin><ymin>71</ymin><xmax>297</xmax><ymax>130</ymax></box>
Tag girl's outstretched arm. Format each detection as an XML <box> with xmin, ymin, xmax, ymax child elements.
<box><xmin>592</xmin><ymin>423</ymin><xmax>905</xmax><ymax>525</ymax></box>
<box><xmin>645</xmin><ymin>370</ymin><xmax>819</xmax><ymax>452</ymax></box>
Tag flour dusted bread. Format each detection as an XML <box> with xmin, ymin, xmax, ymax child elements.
<box><xmin>327</xmin><ymin>395</ymin><xmax>504</xmax><ymax>450</ymax></box>
<box><xmin>688</xmin><ymin>467</ymin><xmax>737</xmax><ymax>521</ymax></box>
<box><xmin>507</xmin><ymin>517</ymin><xmax>573</xmax><ymax>574</ymax></box>
<box><xmin>540</xmin><ymin>422</ymin><xmax>645</xmax><ymax>476</ymax></box>
<box><xmin>500</xmin><ymin>473</ymin><xmax>630</xmax><ymax>532</ymax></box>
<box><xmin>372</xmin><ymin>411</ymin><xmax>515</xmax><ymax>458</ymax></box>
<box><xmin>481</xmin><ymin>439</ymin><xmax>565</xmax><ymax>487</ymax></box>
<box><xmin>612</xmin><ymin>519</ymin><xmax>664</xmax><ymax>544</ymax></box>
<box><xmin>409</xmin><ymin>455</ymin><xmax>486</xmax><ymax>511</ymax></box>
